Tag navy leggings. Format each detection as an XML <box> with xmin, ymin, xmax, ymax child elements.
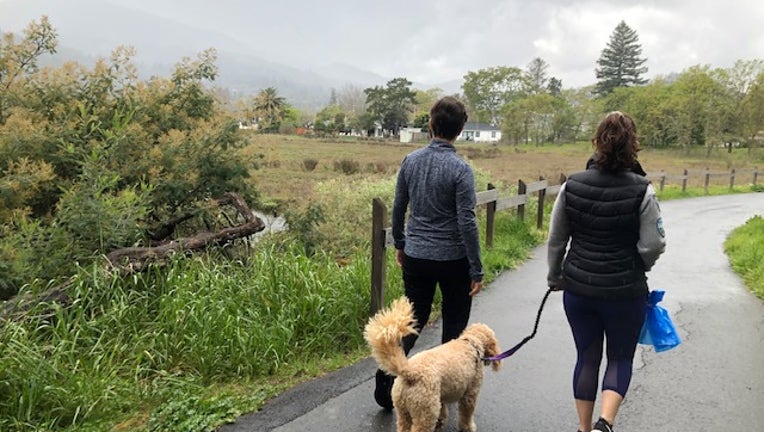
<box><xmin>400</xmin><ymin>254</ymin><xmax>473</xmax><ymax>354</ymax></box>
<box><xmin>563</xmin><ymin>291</ymin><xmax>646</xmax><ymax>401</ymax></box>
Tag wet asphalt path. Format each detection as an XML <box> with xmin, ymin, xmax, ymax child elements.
<box><xmin>221</xmin><ymin>193</ymin><xmax>764</xmax><ymax>432</ymax></box>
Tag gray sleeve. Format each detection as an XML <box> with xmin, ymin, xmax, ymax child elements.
<box><xmin>391</xmin><ymin>159</ymin><xmax>409</xmax><ymax>250</ymax></box>
<box><xmin>456</xmin><ymin>165</ymin><xmax>483</xmax><ymax>281</ymax></box>
<box><xmin>546</xmin><ymin>183</ymin><xmax>569</xmax><ymax>286</ymax></box>
<box><xmin>637</xmin><ymin>184</ymin><xmax>666</xmax><ymax>270</ymax></box>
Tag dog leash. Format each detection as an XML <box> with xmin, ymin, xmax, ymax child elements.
<box><xmin>483</xmin><ymin>288</ymin><xmax>553</xmax><ymax>362</ymax></box>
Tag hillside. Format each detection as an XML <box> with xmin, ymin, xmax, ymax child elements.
<box><xmin>0</xmin><ymin>0</ymin><xmax>458</xmax><ymax>109</ymax></box>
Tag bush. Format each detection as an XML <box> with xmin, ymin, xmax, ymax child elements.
<box><xmin>333</xmin><ymin>159</ymin><xmax>360</xmax><ymax>175</ymax></box>
<box><xmin>365</xmin><ymin>161</ymin><xmax>391</xmax><ymax>173</ymax></box>
<box><xmin>0</xmin><ymin>20</ymin><xmax>257</xmax><ymax>295</ymax></box>
<box><xmin>302</xmin><ymin>158</ymin><xmax>319</xmax><ymax>171</ymax></box>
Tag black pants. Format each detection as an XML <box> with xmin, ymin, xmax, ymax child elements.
<box><xmin>400</xmin><ymin>254</ymin><xmax>473</xmax><ymax>354</ymax></box>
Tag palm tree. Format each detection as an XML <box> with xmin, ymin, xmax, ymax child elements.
<box><xmin>254</xmin><ymin>87</ymin><xmax>287</xmax><ymax>132</ymax></box>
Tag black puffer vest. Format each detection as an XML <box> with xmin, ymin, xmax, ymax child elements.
<box><xmin>563</xmin><ymin>169</ymin><xmax>650</xmax><ymax>299</ymax></box>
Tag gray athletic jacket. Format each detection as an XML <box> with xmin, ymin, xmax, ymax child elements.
<box><xmin>392</xmin><ymin>139</ymin><xmax>483</xmax><ymax>282</ymax></box>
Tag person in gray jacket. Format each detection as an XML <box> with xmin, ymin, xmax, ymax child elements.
<box><xmin>547</xmin><ymin>111</ymin><xmax>666</xmax><ymax>432</ymax></box>
<box><xmin>374</xmin><ymin>96</ymin><xmax>484</xmax><ymax>410</ymax></box>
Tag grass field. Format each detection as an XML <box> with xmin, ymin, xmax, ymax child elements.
<box><xmin>239</xmin><ymin>133</ymin><xmax>764</xmax><ymax>208</ymax></box>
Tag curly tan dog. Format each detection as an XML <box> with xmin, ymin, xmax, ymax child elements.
<box><xmin>364</xmin><ymin>297</ymin><xmax>502</xmax><ymax>432</ymax></box>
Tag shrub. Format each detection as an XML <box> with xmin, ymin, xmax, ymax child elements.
<box><xmin>0</xmin><ymin>20</ymin><xmax>258</xmax><ymax>294</ymax></box>
<box><xmin>333</xmin><ymin>159</ymin><xmax>360</xmax><ymax>175</ymax></box>
<box><xmin>365</xmin><ymin>161</ymin><xmax>390</xmax><ymax>173</ymax></box>
<box><xmin>302</xmin><ymin>158</ymin><xmax>319</xmax><ymax>172</ymax></box>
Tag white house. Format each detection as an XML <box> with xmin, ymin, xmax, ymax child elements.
<box><xmin>399</xmin><ymin>127</ymin><xmax>428</xmax><ymax>143</ymax></box>
<box><xmin>457</xmin><ymin>122</ymin><xmax>502</xmax><ymax>143</ymax></box>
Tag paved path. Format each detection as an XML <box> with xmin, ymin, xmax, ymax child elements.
<box><xmin>221</xmin><ymin>193</ymin><xmax>764</xmax><ymax>432</ymax></box>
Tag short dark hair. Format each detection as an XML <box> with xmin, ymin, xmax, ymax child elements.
<box><xmin>591</xmin><ymin>111</ymin><xmax>640</xmax><ymax>172</ymax></box>
<box><xmin>429</xmin><ymin>96</ymin><xmax>468</xmax><ymax>141</ymax></box>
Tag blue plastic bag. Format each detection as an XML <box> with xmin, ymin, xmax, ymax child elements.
<box><xmin>638</xmin><ymin>290</ymin><xmax>681</xmax><ymax>352</ymax></box>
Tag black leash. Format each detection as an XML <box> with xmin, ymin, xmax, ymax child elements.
<box><xmin>483</xmin><ymin>288</ymin><xmax>553</xmax><ymax>362</ymax></box>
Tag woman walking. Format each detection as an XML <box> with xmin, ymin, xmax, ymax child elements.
<box><xmin>547</xmin><ymin>111</ymin><xmax>666</xmax><ymax>432</ymax></box>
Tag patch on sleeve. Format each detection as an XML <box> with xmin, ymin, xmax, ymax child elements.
<box><xmin>656</xmin><ymin>217</ymin><xmax>665</xmax><ymax>237</ymax></box>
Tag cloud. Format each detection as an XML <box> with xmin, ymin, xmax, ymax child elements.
<box><xmin>7</xmin><ymin>0</ymin><xmax>763</xmax><ymax>91</ymax></box>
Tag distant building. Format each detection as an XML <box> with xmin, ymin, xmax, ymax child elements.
<box><xmin>399</xmin><ymin>127</ymin><xmax>428</xmax><ymax>143</ymax></box>
<box><xmin>457</xmin><ymin>122</ymin><xmax>501</xmax><ymax>143</ymax></box>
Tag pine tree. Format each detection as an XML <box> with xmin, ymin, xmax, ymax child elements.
<box><xmin>595</xmin><ymin>20</ymin><xmax>648</xmax><ymax>96</ymax></box>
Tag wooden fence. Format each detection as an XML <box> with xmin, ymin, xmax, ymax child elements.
<box><xmin>647</xmin><ymin>167</ymin><xmax>760</xmax><ymax>193</ymax></box>
<box><xmin>369</xmin><ymin>167</ymin><xmax>760</xmax><ymax>314</ymax></box>
<box><xmin>370</xmin><ymin>175</ymin><xmax>565</xmax><ymax>314</ymax></box>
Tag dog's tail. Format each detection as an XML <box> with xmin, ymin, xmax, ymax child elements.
<box><xmin>363</xmin><ymin>296</ymin><xmax>418</xmax><ymax>377</ymax></box>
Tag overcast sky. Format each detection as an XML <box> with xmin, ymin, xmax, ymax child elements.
<box><xmin>4</xmin><ymin>0</ymin><xmax>764</xmax><ymax>88</ymax></box>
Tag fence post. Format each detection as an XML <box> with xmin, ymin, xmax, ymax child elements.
<box><xmin>682</xmin><ymin>169</ymin><xmax>688</xmax><ymax>192</ymax></box>
<box><xmin>517</xmin><ymin>179</ymin><xmax>527</xmax><ymax>221</ymax></box>
<box><xmin>704</xmin><ymin>168</ymin><xmax>710</xmax><ymax>195</ymax></box>
<box><xmin>659</xmin><ymin>170</ymin><xmax>666</xmax><ymax>192</ymax></box>
<box><xmin>754</xmin><ymin>167</ymin><xmax>759</xmax><ymax>186</ymax></box>
<box><xmin>536</xmin><ymin>176</ymin><xmax>546</xmax><ymax>229</ymax></box>
<box><xmin>370</xmin><ymin>198</ymin><xmax>387</xmax><ymax>315</ymax></box>
<box><xmin>729</xmin><ymin>168</ymin><xmax>735</xmax><ymax>191</ymax></box>
<box><xmin>486</xmin><ymin>183</ymin><xmax>496</xmax><ymax>249</ymax></box>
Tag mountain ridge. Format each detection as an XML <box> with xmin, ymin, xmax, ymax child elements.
<box><xmin>1</xmin><ymin>0</ymin><xmax>461</xmax><ymax>110</ymax></box>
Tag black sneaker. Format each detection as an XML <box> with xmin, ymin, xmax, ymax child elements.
<box><xmin>592</xmin><ymin>417</ymin><xmax>614</xmax><ymax>432</ymax></box>
<box><xmin>374</xmin><ymin>369</ymin><xmax>394</xmax><ymax>411</ymax></box>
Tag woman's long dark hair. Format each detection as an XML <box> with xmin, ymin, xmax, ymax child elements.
<box><xmin>591</xmin><ymin>111</ymin><xmax>640</xmax><ymax>173</ymax></box>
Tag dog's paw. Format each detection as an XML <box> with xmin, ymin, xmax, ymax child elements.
<box><xmin>456</xmin><ymin>420</ymin><xmax>477</xmax><ymax>432</ymax></box>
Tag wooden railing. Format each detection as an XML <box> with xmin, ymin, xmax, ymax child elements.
<box><xmin>369</xmin><ymin>166</ymin><xmax>761</xmax><ymax>314</ymax></box>
<box><xmin>370</xmin><ymin>175</ymin><xmax>565</xmax><ymax>314</ymax></box>
<box><xmin>647</xmin><ymin>167</ymin><xmax>760</xmax><ymax>193</ymax></box>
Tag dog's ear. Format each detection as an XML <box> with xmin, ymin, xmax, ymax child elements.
<box><xmin>474</xmin><ymin>325</ymin><xmax>502</xmax><ymax>372</ymax></box>
<box><xmin>487</xmin><ymin>336</ymin><xmax>502</xmax><ymax>372</ymax></box>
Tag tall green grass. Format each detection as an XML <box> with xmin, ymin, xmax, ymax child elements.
<box><xmin>724</xmin><ymin>215</ymin><xmax>764</xmax><ymax>299</ymax></box>
<box><xmin>0</xmin><ymin>239</ymin><xmax>377</xmax><ymax>431</ymax></box>
<box><xmin>0</xmin><ymin>208</ymin><xmax>540</xmax><ymax>431</ymax></box>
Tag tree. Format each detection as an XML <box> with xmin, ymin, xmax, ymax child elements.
<box><xmin>335</xmin><ymin>84</ymin><xmax>366</xmax><ymax>117</ymax></box>
<box><xmin>547</xmin><ymin>77</ymin><xmax>563</xmax><ymax>97</ymax></box>
<box><xmin>670</xmin><ymin>66</ymin><xmax>731</xmax><ymax>153</ymax></box>
<box><xmin>411</xmin><ymin>112</ymin><xmax>430</xmax><ymax>130</ymax></box>
<box><xmin>0</xmin><ymin>16</ymin><xmax>57</xmax><ymax>123</ymax></box>
<box><xmin>462</xmin><ymin>66</ymin><xmax>526</xmax><ymax>125</ymax></box>
<box><xmin>715</xmin><ymin>59</ymin><xmax>764</xmax><ymax>149</ymax></box>
<box><xmin>254</xmin><ymin>87</ymin><xmax>287</xmax><ymax>133</ymax></box>
<box><xmin>410</xmin><ymin>87</ymin><xmax>442</xmax><ymax>130</ymax></box>
<box><xmin>502</xmin><ymin>93</ymin><xmax>575</xmax><ymax>145</ymax></box>
<box><xmin>413</xmin><ymin>87</ymin><xmax>444</xmax><ymax>114</ymax></box>
<box><xmin>364</xmin><ymin>77</ymin><xmax>417</xmax><ymax>136</ymax></box>
<box><xmin>350</xmin><ymin>112</ymin><xmax>377</xmax><ymax>137</ymax></box>
<box><xmin>740</xmin><ymin>71</ymin><xmax>764</xmax><ymax>153</ymax></box>
<box><xmin>526</xmin><ymin>57</ymin><xmax>550</xmax><ymax>95</ymax></box>
<box><xmin>595</xmin><ymin>21</ymin><xmax>648</xmax><ymax>96</ymax></box>
<box><xmin>603</xmin><ymin>80</ymin><xmax>677</xmax><ymax>148</ymax></box>
<box><xmin>0</xmin><ymin>19</ymin><xmax>256</xmax><ymax>295</ymax></box>
<box><xmin>560</xmin><ymin>85</ymin><xmax>603</xmax><ymax>142</ymax></box>
<box><xmin>314</xmin><ymin>104</ymin><xmax>345</xmax><ymax>135</ymax></box>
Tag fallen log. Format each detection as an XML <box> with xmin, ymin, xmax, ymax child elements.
<box><xmin>1</xmin><ymin>192</ymin><xmax>265</xmax><ymax>322</ymax></box>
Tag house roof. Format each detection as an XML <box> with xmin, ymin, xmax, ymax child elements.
<box><xmin>463</xmin><ymin>122</ymin><xmax>499</xmax><ymax>131</ymax></box>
